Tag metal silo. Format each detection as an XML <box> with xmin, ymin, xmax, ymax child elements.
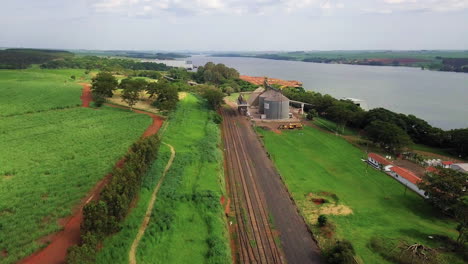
<box><xmin>264</xmin><ymin>91</ymin><xmax>289</xmax><ymax>119</ymax></box>
<box><xmin>258</xmin><ymin>89</ymin><xmax>276</xmax><ymax>114</ymax></box>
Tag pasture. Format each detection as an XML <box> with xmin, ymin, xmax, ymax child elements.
<box><xmin>97</xmin><ymin>94</ymin><xmax>230</xmax><ymax>264</ymax></box>
<box><xmin>0</xmin><ymin>68</ymin><xmax>90</xmax><ymax>116</ymax></box>
<box><xmin>0</xmin><ymin>106</ymin><xmax>151</xmax><ymax>263</ymax></box>
<box><xmin>257</xmin><ymin>126</ymin><xmax>463</xmax><ymax>263</ymax></box>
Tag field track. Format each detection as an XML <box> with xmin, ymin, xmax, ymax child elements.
<box><xmin>221</xmin><ymin>106</ymin><xmax>322</xmax><ymax>264</ymax></box>
<box><xmin>20</xmin><ymin>83</ymin><xmax>163</xmax><ymax>264</ymax></box>
<box><xmin>128</xmin><ymin>143</ymin><xmax>175</xmax><ymax>264</ymax></box>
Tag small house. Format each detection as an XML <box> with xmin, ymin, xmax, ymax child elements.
<box><xmin>441</xmin><ymin>161</ymin><xmax>453</xmax><ymax>168</ymax></box>
<box><xmin>389</xmin><ymin>166</ymin><xmax>426</xmax><ymax>197</ymax></box>
<box><xmin>367</xmin><ymin>153</ymin><xmax>393</xmax><ymax>170</ymax></box>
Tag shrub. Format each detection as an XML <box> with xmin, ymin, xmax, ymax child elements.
<box><xmin>210</xmin><ymin>111</ymin><xmax>223</xmax><ymax>124</ymax></box>
<box><xmin>325</xmin><ymin>240</ymin><xmax>356</xmax><ymax>264</ymax></box>
<box><xmin>307</xmin><ymin>109</ymin><xmax>318</xmax><ymax>120</ymax></box>
<box><xmin>92</xmin><ymin>92</ymin><xmax>106</xmax><ymax>107</ymax></box>
<box><xmin>318</xmin><ymin>215</ymin><xmax>328</xmax><ymax>227</ymax></box>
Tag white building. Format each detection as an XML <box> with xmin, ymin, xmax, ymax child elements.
<box><xmin>389</xmin><ymin>166</ymin><xmax>427</xmax><ymax>197</ymax></box>
<box><xmin>450</xmin><ymin>163</ymin><xmax>468</xmax><ymax>174</ymax></box>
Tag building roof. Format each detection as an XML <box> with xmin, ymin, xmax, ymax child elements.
<box><xmin>426</xmin><ymin>166</ymin><xmax>439</xmax><ymax>173</ymax></box>
<box><xmin>368</xmin><ymin>153</ymin><xmax>393</xmax><ymax>166</ymax></box>
<box><xmin>451</xmin><ymin>163</ymin><xmax>468</xmax><ymax>171</ymax></box>
<box><xmin>390</xmin><ymin>166</ymin><xmax>422</xmax><ymax>185</ymax></box>
<box><xmin>441</xmin><ymin>161</ymin><xmax>453</xmax><ymax>165</ymax></box>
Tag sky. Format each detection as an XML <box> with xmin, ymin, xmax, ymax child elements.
<box><xmin>1</xmin><ymin>0</ymin><xmax>468</xmax><ymax>51</ymax></box>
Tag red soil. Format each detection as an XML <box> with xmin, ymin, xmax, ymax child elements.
<box><xmin>312</xmin><ymin>198</ymin><xmax>326</xmax><ymax>205</ymax></box>
<box><xmin>20</xmin><ymin>84</ymin><xmax>163</xmax><ymax>264</ymax></box>
<box><xmin>240</xmin><ymin>75</ymin><xmax>302</xmax><ymax>87</ymax></box>
<box><xmin>79</xmin><ymin>83</ymin><xmax>92</xmax><ymax>108</ymax></box>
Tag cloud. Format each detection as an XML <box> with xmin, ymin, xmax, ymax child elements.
<box><xmin>91</xmin><ymin>0</ymin><xmax>345</xmax><ymax>16</ymax></box>
<box><xmin>382</xmin><ymin>0</ymin><xmax>468</xmax><ymax>12</ymax></box>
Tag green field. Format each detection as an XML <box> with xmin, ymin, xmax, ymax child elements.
<box><xmin>0</xmin><ymin>68</ymin><xmax>92</xmax><ymax>116</ymax></box>
<box><xmin>257</xmin><ymin>126</ymin><xmax>462</xmax><ymax>263</ymax></box>
<box><xmin>97</xmin><ymin>94</ymin><xmax>231</xmax><ymax>264</ymax></box>
<box><xmin>0</xmin><ymin>68</ymin><xmax>152</xmax><ymax>264</ymax></box>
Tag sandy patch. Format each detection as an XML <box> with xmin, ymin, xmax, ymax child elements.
<box><xmin>178</xmin><ymin>92</ymin><xmax>187</xmax><ymax>100</ymax></box>
<box><xmin>107</xmin><ymin>95</ymin><xmax>159</xmax><ymax>114</ymax></box>
<box><xmin>299</xmin><ymin>192</ymin><xmax>353</xmax><ymax>224</ymax></box>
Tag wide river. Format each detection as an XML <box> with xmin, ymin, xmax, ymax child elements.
<box><xmin>187</xmin><ymin>55</ymin><xmax>468</xmax><ymax>130</ymax></box>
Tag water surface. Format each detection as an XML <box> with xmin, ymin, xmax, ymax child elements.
<box><xmin>187</xmin><ymin>55</ymin><xmax>468</xmax><ymax>129</ymax></box>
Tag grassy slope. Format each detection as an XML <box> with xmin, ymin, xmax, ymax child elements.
<box><xmin>97</xmin><ymin>94</ymin><xmax>231</xmax><ymax>264</ymax></box>
<box><xmin>258</xmin><ymin>126</ymin><xmax>461</xmax><ymax>263</ymax></box>
<box><xmin>0</xmin><ymin>106</ymin><xmax>151</xmax><ymax>264</ymax></box>
<box><xmin>0</xmin><ymin>68</ymin><xmax>92</xmax><ymax>116</ymax></box>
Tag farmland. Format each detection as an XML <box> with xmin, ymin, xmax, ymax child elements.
<box><xmin>0</xmin><ymin>68</ymin><xmax>92</xmax><ymax>116</ymax></box>
<box><xmin>97</xmin><ymin>94</ymin><xmax>231</xmax><ymax>264</ymax></box>
<box><xmin>257</xmin><ymin>126</ymin><xmax>463</xmax><ymax>263</ymax></box>
<box><xmin>0</xmin><ymin>68</ymin><xmax>152</xmax><ymax>264</ymax></box>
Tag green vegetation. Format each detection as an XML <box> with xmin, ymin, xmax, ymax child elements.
<box><xmin>96</xmin><ymin>94</ymin><xmax>230</xmax><ymax>264</ymax></box>
<box><xmin>68</xmin><ymin>134</ymin><xmax>161</xmax><ymax>264</ymax></box>
<box><xmin>283</xmin><ymin>87</ymin><xmax>468</xmax><ymax>157</ymax></box>
<box><xmin>0</xmin><ymin>68</ymin><xmax>89</xmax><ymax>116</ymax></box>
<box><xmin>257</xmin><ymin>126</ymin><xmax>463</xmax><ymax>263</ymax></box>
<box><xmin>0</xmin><ymin>107</ymin><xmax>151</xmax><ymax>264</ymax></box>
<box><xmin>0</xmin><ymin>48</ymin><xmax>74</xmax><ymax>69</ymax></box>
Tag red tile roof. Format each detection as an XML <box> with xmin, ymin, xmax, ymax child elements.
<box><xmin>390</xmin><ymin>166</ymin><xmax>422</xmax><ymax>185</ymax></box>
<box><xmin>426</xmin><ymin>166</ymin><xmax>438</xmax><ymax>173</ymax></box>
<box><xmin>441</xmin><ymin>161</ymin><xmax>453</xmax><ymax>165</ymax></box>
<box><xmin>368</xmin><ymin>153</ymin><xmax>393</xmax><ymax>166</ymax></box>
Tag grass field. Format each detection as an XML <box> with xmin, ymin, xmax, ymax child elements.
<box><xmin>97</xmin><ymin>94</ymin><xmax>231</xmax><ymax>264</ymax></box>
<box><xmin>257</xmin><ymin>126</ymin><xmax>463</xmax><ymax>263</ymax></box>
<box><xmin>0</xmin><ymin>106</ymin><xmax>151</xmax><ymax>264</ymax></box>
<box><xmin>312</xmin><ymin>117</ymin><xmax>358</xmax><ymax>136</ymax></box>
<box><xmin>0</xmin><ymin>68</ymin><xmax>92</xmax><ymax>116</ymax></box>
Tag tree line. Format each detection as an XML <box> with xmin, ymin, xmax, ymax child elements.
<box><xmin>67</xmin><ymin>135</ymin><xmax>161</xmax><ymax>264</ymax></box>
<box><xmin>41</xmin><ymin>55</ymin><xmax>171</xmax><ymax>71</ymax></box>
<box><xmin>0</xmin><ymin>48</ymin><xmax>73</xmax><ymax>69</ymax></box>
<box><xmin>283</xmin><ymin>87</ymin><xmax>468</xmax><ymax>156</ymax></box>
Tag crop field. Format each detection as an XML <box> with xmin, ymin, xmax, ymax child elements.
<box><xmin>97</xmin><ymin>94</ymin><xmax>231</xmax><ymax>264</ymax></box>
<box><xmin>0</xmin><ymin>68</ymin><xmax>91</xmax><ymax>116</ymax></box>
<box><xmin>257</xmin><ymin>126</ymin><xmax>463</xmax><ymax>263</ymax></box>
<box><xmin>0</xmin><ymin>67</ymin><xmax>152</xmax><ymax>263</ymax></box>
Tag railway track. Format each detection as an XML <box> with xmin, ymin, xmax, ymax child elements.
<box><xmin>222</xmin><ymin>108</ymin><xmax>284</xmax><ymax>264</ymax></box>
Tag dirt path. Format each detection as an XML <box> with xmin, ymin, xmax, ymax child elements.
<box><xmin>20</xmin><ymin>84</ymin><xmax>163</xmax><ymax>264</ymax></box>
<box><xmin>79</xmin><ymin>83</ymin><xmax>92</xmax><ymax>107</ymax></box>
<box><xmin>129</xmin><ymin>142</ymin><xmax>175</xmax><ymax>264</ymax></box>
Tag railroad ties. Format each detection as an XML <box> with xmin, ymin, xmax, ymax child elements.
<box><xmin>222</xmin><ymin>108</ymin><xmax>284</xmax><ymax>264</ymax></box>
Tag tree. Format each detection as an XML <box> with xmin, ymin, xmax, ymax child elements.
<box><xmin>454</xmin><ymin>196</ymin><xmax>468</xmax><ymax>247</ymax></box>
<box><xmin>146</xmin><ymin>78</ymin><xmax>169</xmax><ymax>98</ymax></box>
<box><xmin>152</xmin><ymin>83</ymin><xmax>179</xmax><ymax>111</ymax></box>
<box><xmin>326</xmin><ymin>240</ymin><xmax>356</xmax><ymax>264</ymax></box>
<box><xmin>419</xmin><ymin>168</ymin><xmax>467</xmax><ymax>212</ymax></box>
<box><xmin>306</xmin><ymin>109</ymin><xmax>318</xmax><ymax>120</ymax></box>
<box><xmin>365</xmin><ymin>120</ymin><xmax>412</xmax><ymax>153</ymax></box>
<box><xmin>201</xmin><ymin>86</ymin><xmax>225</xmax><ymax>109</ymax></box>
<box><xmin>91</xmin><ymin>71</ymin><xmax>117</xmax><ymax>98</ymax></box>
<box><xmin>326</xmin><ymin>102</ymin><xmax>355</xmax><ymax>134</ymax></box>
<box><xmin>120</xmin><ymin>78</ymin><xmax>146</xmax><ymax>110</ymax></box>
<box><xmin>224</xmin><ymin>86</ymin><xmax>234</xmax><ymax>96</ymax></box>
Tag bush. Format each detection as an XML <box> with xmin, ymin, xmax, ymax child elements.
<box><xmin>92</xmin><ymin>92</ymin><xmax>106</xmax><ymax>107</ymax></box>
<box><xmin>326</xmin><ymin>240</ymin><xmax>356</xmax><ymax>264</ymax></box>
<box><xmin>210</xmin><ymin>111</ymin><xmax>223</xmax><ymax>124</ymax></box>
<box><xmin>318</xmin><ymin>215</ymin><xmax>328</xmax><ymax>227</ymax></box>
<box><xmin>307</xmin><ymin>109</ymin><xmax>318</xmax><ymax>120</ymax></box>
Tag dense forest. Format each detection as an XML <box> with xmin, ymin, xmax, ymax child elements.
<box><xmin>0</xmin><ymin>49</ymin><xmax>74</xmax><ymax>69</ymax></box>
<box><xmin>41</xmin><ymin>56</ymin><xmax>171</xmax><ymax>71</ymax></box>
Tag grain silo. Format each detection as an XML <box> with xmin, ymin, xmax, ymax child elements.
<box><xmin>258</xmin><ymin>89</ymin><xmax>277</xmax><ymax>114</ymax></box>
<box><xmin>264</xmin><ymin>91</ymin><xmax>290</xmax><ymax>119</ymax></box>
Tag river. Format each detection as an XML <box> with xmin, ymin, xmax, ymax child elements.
<box><xmin>186</xmin><ymin>55</ymin><xmax>468</xmax><ymax>130</ymax></box>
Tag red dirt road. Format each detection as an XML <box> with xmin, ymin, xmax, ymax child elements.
<box><xmin>20</xmin><ymin>84</ymin><xmax>163</xmax><ymax>264</ymax></box>
<box><xmin>79</xmin><ymin>83</ymin><xmax>92</xmax><ymax>107</ymax></box>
